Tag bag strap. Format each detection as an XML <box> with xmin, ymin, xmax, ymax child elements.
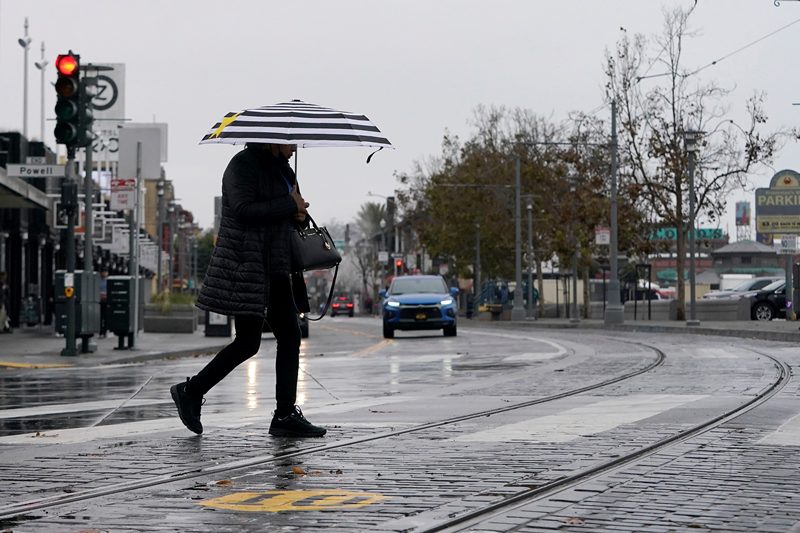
<box><xmin>290</xmin><ymin>264</ymin><xmax>339</xmax><ymax>322</ymax></box>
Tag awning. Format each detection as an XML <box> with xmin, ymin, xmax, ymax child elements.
<box><xmin>0</xmin><ymin>168</ymin><xmax>49</xmax><ymax>209</ymax></box>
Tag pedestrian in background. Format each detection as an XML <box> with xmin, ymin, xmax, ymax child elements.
<box><xmin>0</xmin><ymin>272</ymin><xmax>10</xmax><ymax>333</ymax></box>
<box><xmin>171</xmin><ymin>143</ymin><xmax>326</xmax><ymax>438</ymax></box>
<box><xmin>98</xmin><ymin>269</ymin><xmax>109</xmax><ymax>338</ymax></box>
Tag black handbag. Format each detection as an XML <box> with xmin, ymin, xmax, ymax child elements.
<box><xmin>290</xmin><ymin>215</ymin><xmax>342</xmax><ymax>272</ymax></box>
<box><xmin>290</xmin><ymin>214</ymin><xmax>341</xmax><ymax>321</ymax></box>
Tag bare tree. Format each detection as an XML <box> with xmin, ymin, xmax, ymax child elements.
<box><xmin>605</xmin><ymin>5</ymin><xmax>785</xmax><ymax>319</ymax></box>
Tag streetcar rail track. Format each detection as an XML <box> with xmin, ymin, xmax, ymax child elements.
<box><xmin>414</xmin><ymin>347</ymin><xmax>791</xmax><ymax>533</ymax></box>
<box><xmin>0</xmin><ymin>338</ymin><xmax>665</xmax><ymax>521</ymax></box>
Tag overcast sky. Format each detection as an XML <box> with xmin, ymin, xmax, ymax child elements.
<box><xmin>1</xmin><ymin>1</ymin><xmax>798</xmax><ymax>235</ymax></box>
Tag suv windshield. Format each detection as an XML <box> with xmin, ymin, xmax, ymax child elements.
<box><xmin>391</xmin><ymin>277</ymin><xmax>447</xmax><ymax>295</ymax></box>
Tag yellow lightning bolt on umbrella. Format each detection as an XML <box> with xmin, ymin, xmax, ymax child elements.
<box><xmin>209</xmin><ymin>112</ymin><xmax>241</xmax><ymax>139</ymax></box>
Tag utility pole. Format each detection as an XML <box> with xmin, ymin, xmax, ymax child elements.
<box><xmin>604</xmin><ymin>100</ymin><xmax>624</xmax><ymax>325</ymax></box>
<box><xmin>128</xmin><ymin>142</ymin><xmax>142</xmax><ymax>346</ymax></box>
<box><xmin>511</xmin><ymin>156</ymin><xmax>526</xmax><ymax>320</ymax></box>
<box><xmin>475</xmin><ymin>222</ymin><xmax>481</xmax><ymax>304</ymax></box>
<box><xmin>526</xmin><ymin>199</ymin><xmax>535</xmax><ymax>319</ymax></box>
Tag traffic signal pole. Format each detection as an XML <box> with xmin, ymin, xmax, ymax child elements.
<box><xmin>61</xmin><ymin>151</ymin><xmax>78</xmax><ymax>357</ymax></box>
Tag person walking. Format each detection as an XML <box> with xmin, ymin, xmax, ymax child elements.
<box><xmin>171</xmin><ymin>143</ymin><xmax>326</xmax><ymax>438</ymax></box>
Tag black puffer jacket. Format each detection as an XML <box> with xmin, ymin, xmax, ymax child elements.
<box><xmin>196</xmin><ymin>146</ymin><xmax>309</xmax><ymax>317</ymax></box>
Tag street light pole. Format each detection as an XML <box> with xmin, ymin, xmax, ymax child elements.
<box><xmin>168</xmin><ymin>203</ymin><xmax>175</xmax><ymax>293</ymax></box>
<box><xmin>684</xmin><ymin>129</ymin><xmax>703</xmax><ymax>326</ymax></box>
<box><xmin>475</xmin><ymin>222</ymin><xmax>481</xmax><ymax>304</ymax></box>
<box><xmin>511</xmin><ymin>156</ymin><xmax>526</xmax><ymax>320</ymax></box>
<box><xmin>604</xmin><ymin>100</ymin><xmax>624</xmax><ymax>325</ymax></box>
<box><xmin>18</xmin><ymin>18</ymin><xmax>31</xmax><ymax>139</ymax></box>
<box><xmin>34</xmin><ymin>42</ymin><xmax>48</xmax><ymax>142</ymax></box>
<box><xmin>526</xmin><ymin>200</ymin><xmax>534</xmax><ymax>319</ymax></box>
<box><xmin>567</xmin><ymin>177</ymin><xmax>580</xmax><ymax>324</ymax></box>
<box><xmin>156</xmin><ymin>180</ymin><xmax>164</xmax><ymax>293</ymax></box>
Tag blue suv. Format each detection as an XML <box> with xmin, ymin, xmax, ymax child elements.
<box><xmin>380</xmin><ymin>275</ymin><xmax>458</xmax><ymax>339</ymax></box>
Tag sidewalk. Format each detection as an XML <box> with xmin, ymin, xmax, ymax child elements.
<box><xmin>0</xmin><ymin>316</ymin><xmax>796</xmax><ymax>369</ymax></box>
<box><xmin>478</xmin><ymin>315</ymin><xmax>800</xmax><ymax>343</ymax></box>
<box><xmin>0</xmin><ymin>326</ymin><xmax>232</xmax><ymax>368</ymax></box>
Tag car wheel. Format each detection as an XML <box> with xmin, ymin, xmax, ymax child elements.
<box><xmin>349</xmin><ymin>310</ymin><xmax>354</xmax><ymax>317</ymax></box>
<box><xmin>383</xmin><ymin>323</ymin><xmax>394</xmax><ymax>339</ymax></box>
<box><xmin>443</xmin><ymin>324</ymin><xmax>457</xmax><ymax>337</ymax></box>
<box><xmin>752</xmin><ymin>302</ymin><xmax>775</xmax><ymax>321</ymax></box>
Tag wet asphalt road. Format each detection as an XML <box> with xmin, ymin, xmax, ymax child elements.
<box><xmin>1</xmin><ymin>318</ymin><xmax>799</xmax><ymax>532</ymax></box>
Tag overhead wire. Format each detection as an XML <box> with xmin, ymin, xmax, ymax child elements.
<box><xmin>584</xmin><ymin>13</ymin><xmax>800</xmax><ymax>117</ymax></box>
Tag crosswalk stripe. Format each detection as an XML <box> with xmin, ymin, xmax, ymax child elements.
<box><xmin>454</xmin><ymin>394</ymin><xmax>707</xmax><ymax>443</ymax></box>
<box><xmin>758</xmin><ymin>411</ymin><xmax>800</xmax><ymax>446</ymax></box>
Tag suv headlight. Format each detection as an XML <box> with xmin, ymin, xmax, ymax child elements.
<box><xmin>440</xmin><ymin>298</ymin><xmax>453</xmax><ymax>306</ymax></box>
<box><xmin>387</xmin><ymin>301</ymin><xmax>401</xmax><ymax>308</ymax></box>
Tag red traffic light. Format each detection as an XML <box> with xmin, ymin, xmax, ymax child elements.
<box><xmin>395</xmin><ymin>259</ymin><xmax>403</xmax><ymax>267</ymax></box>
<box><xmin>56</xmin><ymin>54</ymin><xmax>78</xmax><ymax>76</ymax></box>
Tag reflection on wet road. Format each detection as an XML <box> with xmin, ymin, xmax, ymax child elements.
<box><xmin>0</xmin><ymin>318</ymin><xmax>573</xmax><ymax>439</ymax></box>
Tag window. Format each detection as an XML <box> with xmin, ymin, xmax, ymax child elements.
<box><xmin>740</xmin><ymin>256</ymin><xmax>752</xmax><ymax>264</ymax></box>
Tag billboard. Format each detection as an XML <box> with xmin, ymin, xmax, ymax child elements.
<box><xmin>755</xmin><ymin>169</ymin><xmax>800</xmax><ymax>234</ymax></box>
<box><xmin>735</xmin><ymin>201</ymin><xmax>751</xmax><ymax>227</ymax></box>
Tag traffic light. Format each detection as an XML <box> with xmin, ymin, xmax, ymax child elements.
<box><xmin>54</xmin><ymin>52</ymin><xmax>80</xmax><ymax>146</ymax></box>
<box><xmin>394</xmin><ymin>258</ymin><xmax>403</xmax><ymax>276</ymax></box>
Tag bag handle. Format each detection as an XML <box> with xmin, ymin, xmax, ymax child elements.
<box><xmin>289</xmin><ymin>264</ymin><xmax>339</xmax><ymax>322</ymax></box>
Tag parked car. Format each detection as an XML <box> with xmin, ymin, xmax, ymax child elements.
<box><xmin>703</xmin><ymin>277</ymin><xmax>782</xmax><ymax>300</ymax></box>
<box><xmin>750</xmin><ymin>280</ymin><xmax>787</xmax><ymax>321</ymax></box>
<box><xmin>331</xmin><ymin>294</ymin><xmax>354</xmax><ymax>317</ymax></box>
<box><xmin>380</xmin><ymin>275</ymin><xmax>458</xmax><ymax>339</ymax></box>
<box><xmin>262</xmin><ymin>313</ymin><xmax>309</xmax><ymax>338</ymax></box>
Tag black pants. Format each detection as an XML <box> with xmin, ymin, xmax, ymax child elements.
<box><xmin>188</xmin><ymin>275</ymin><xmax>301</xmax><ymax>415</ymax></box>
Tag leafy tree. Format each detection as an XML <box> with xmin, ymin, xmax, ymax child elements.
<box><xmin>605</xmin><ymin>5</ymin><xmax>785</xmax><ymax>319</ymax></box>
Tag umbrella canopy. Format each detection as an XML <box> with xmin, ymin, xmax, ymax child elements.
<box><xmin>200</xmin><ymin>100</ymin><xmax>393</xmax><ymax>149</ymax></box>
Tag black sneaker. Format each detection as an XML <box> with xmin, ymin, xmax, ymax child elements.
<box><xmin>170</xmin><ymin>378</ymin><xmax>204</xmax><ymax>435</ymax></box>
<box><xmin>269</xmin><ymin>406</ymin><xmax>326</xmax><ymax>438</ymax></box>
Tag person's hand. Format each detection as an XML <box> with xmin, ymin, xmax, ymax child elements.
<box><xmin>291</xmin><ymin>184</ymin><xmax>309</xmax><ymax>222</ymax></box>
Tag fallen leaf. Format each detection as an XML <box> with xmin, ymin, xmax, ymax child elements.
<box><xmin>562</xmin><ymin>517</ymin><xmax>585</xmax><ymax>525</ymax></box>
<box><xmin>215</xmin><ymin>479</ymin><xmax>233</xmax><ymax>486</ymax></box>
<box><xmin>292</xmin><ymin>466</ymin><xmax>306</xmax><ymax>475</ymax></box>
<box><xmin>310</xmin><ymin>470</ymin><xmax>323</xmax><ymax>476</ymax></box>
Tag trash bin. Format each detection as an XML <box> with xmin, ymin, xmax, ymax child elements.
<box><xmin>107</xmin><ymin>275</ymin><xmax>144</xmax><ymax>349</ymax></box>
<box><xmin>205</xmin><ymin>310</ymin><xmax>232</xmax><ymax>337</ymax></box>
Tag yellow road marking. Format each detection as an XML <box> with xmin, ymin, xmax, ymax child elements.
<box><xmin>352</xmin><ymin>339</ymin><xmax>393</xmax><ymax>358</ymax></box>
<box><xmin>0</xmin><ymin>362</ymin><xmax>74</xmax><ymax>369</ymax></box>
<box><xmin>199</xmin><ymin>489</ymin><xmax>387</xmax><ymax>512</ymax></box>
<box><xmin>312</xmin><ymin>324</ymin><xmax>392</xmax><ymax>357</ymax></box>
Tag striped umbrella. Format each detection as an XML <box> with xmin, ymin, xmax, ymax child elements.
<box><xmin>200</xmin><ymin>100</ymin><xmax>393</xmax><ymax>149</ymax></box>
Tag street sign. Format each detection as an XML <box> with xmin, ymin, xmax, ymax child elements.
<box><xmin>595</xmin><ymin>226</ymin><xmax>611</xmax><ymax>245</ymax></box>
<box><xmin>25</xmin><ymin>156</ymin><xmax>47</xmax><ymax>165</ymax></box>
<box><xmin>780</xmin><ymin>235</ymin><xmax>797</xmax><ymax>255</ymax></box>
<box><xmin>378</xmin><ymin>251</ymin><xmax>389</xmax><ymax>264</ymax></box>
<box><xmin>6</xmin><ymin>164</ymin><xmax>65</xmax><ymax>178</ymax></box>
<box><xmin>111</xmin><ymin>178</ymin><xmax>136</xmax><ymax>211</ymax></box>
